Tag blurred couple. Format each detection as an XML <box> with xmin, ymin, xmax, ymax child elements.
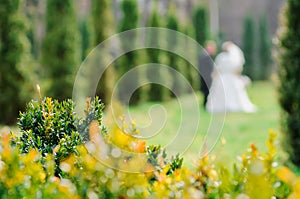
<box><xmin>199</xmin><ymin>41</ymin><xmax>257</xmax><ymax>113</ymax></box>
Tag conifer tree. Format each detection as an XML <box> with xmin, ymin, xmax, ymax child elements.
<box><xmin>192</xmin><ymin>6</ymin><xmax>210</xmax><ymax>94</ymax></box>
<box><xmin>91</xmin><ymin>0</ymin><xmax>115</xmax><ymax>104</ymax></box>
<box><xmin>183</xmin><ymin>25</ymin><xmax>199</xmax><ymax>91</ymax></box>
<box><xmin>42</xmin><ymin>0</ymin><xmax>80</xmax><ymax>100</ymax></box>
<box><xmin>118</xmin><ymin>0</ymin><xmax>138</xmax><ymax>74</ymax></box>
<box><xmin>118</xmin><ymin>0</ymin><xmax>140</xmax><ymax>104</ymax></box>
<box><xmin>278</xmin><ymin>1</ymin><xmax>300</xmax><ymax>166</ymax></box>
<box><xmin>242</xmin><ymin>16</ymin><xmax>256</xmax><ymax>79</ymax></box>
<box><xmin>0</xmin><ymin>0</ymin><xmax>29</xmax><ymax>124</ymax></box>
<box><xmin>193</xmin><ymin>6</ymin><xmax>209</xmax><ymax>46</ymax></box>
<box><xmin>146</xmin><ymin>11</ymin><xmax>169</xmax><ymax>101</ymax></box>
<box><xmin>258</xmin><ymin>16</ymin><xmax>272</xmax><ymax>80</ymax></box>
<box><xmin>166</xmin><ymin>12</ymin><xmax>185</xmax><ymax>97</ymax></box>
<box><xmin>79</xmin><ymin>19</ymin><xmax>92</xmax><ymax>61</ymax></box>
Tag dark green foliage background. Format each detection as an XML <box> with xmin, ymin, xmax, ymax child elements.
<box><xmin>242</xmin><ymin>15</ymin><xmax>273</xmax><ymax>80</ymax></box>
<box><xmin>258</xmin><ymin>16</ymin><xmax>272</xmax><ymax>80</ymax></box>
<box><xmin>0</xmin><ymin>0</ymin><xmax>31</xmax><ymax>124</ymax></box>
<box><xmin>242</xmin><ymin>16</ymin><xmax>256</xmax><ymax>80</ymax></box>
<box><xmin>42</xmin><ymin>0</ymin><xmax>80</xmax><ymax>100</ymax></box>
<box><xmin>146</xmin><ymin>11</ymin><xmax>170</xmax><ymax>102</ymax></box>
<box><xmin>278</xmin><ymin>0</ymin><xmax>300</xmax><ymax>166</ymax></box>
<box><xmin>91</xmin><ymin>0</ymin><xmax>116</xmax><ymax>105</ymax></box>
<box><xmin>193</xmin><ymin>6</ymin><xmax>209</xmax><ymax>46</ymax></box>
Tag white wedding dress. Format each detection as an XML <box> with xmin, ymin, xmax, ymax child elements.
<box><xmin>206</xmin><ymin>43</ymin><xmax>257</xmax><ymax>113</ymax></box>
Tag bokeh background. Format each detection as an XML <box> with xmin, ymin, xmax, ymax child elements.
<box><xmin>0</xmin><ymin>0</ymin><xmax>290</xmax><ymax>167</ymax></box>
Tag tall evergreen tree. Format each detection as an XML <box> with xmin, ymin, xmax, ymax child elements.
<box><xmin>118</xmin><ymin>0</ymin><xmax>140</xmax><ymax>104</ymax></box>
<box><xmin>24</xmin><ymin>0</ymin><xmax>47</xmax><ymax>67</ymax></box>
<box><xmin>193</xmin><ymin>6</ymin><xmax>209</xmax><ymax>46</ymax></box>
<box><xmin>258</xmin><ymin>15</ymin><xmax>272</xmax><ymax>80</ymax></box>
<box><xmin>278</xmin><ymin>1</ymin><xmax>300</xmax><ymax>166</ymax></box>
<box><xmin>166</xmin><ymin>12</ymin><xmax>185</xmax><ymax>97</ymax></box>
<box><xmin>79</xmin><ymin>19</ymin><xmax>92</xmax><ymax>61</ymax></box>
<box><xmin>146</xmin><ymin>11</ymin><xmax>169</xmax><ymax>102</ymax></box>
<box><xmin>91</xmin><ymin>0</ymin><xmax>115</xmax><ymax>104</ymax></box>
<box><xmin>242</xmin><ymin>16</ymin><xmax>256</xmax><ymax>79</ymax></box>
<box><xmin>24</xmin><ymin>0</ymin><xmax>40</xmax><ymax>59</ymax></box>
<box><xmin>147</xmin><ymin>11</ymin><xmax>160</xmax><ymax>64</ymax></box>
<box><xmin>92</xmin><ymin>0</ymin><xmax>113</xmax><ymax>44</ymax></box>
<box><xmin>183</xmin><ymin>25</ymin><xmax>199</xmax><ymax>91</ymax></box>
<box><xmin>118</xmin><ymin>0</ymin><xmax>138</xmax><ymax>74</ymax></box>
<box><xmin>192</xmin><ymin>6</ymin><xmax>210</xmax><ymax>95</ymax></box>
<box><xmin>0</xmin><ymin>0</ymin><xmax>29</xmax><ymax>124</ymax></box>
<box><xmin>42</xmin><ymin>0</ymin><xmax>80</xmax><ymax>100</ymax></box>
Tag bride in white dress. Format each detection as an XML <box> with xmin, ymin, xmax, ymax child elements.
<box><xmin>206</xmin><ymin>41</ymin><xmax>257</xmax><ymax>113</ymax></box>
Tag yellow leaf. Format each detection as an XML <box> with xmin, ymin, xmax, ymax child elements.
<box><xmin>89</xmin><ymin>121</ymin><xmax>100</xmax><ymax>143</ymax></box>
<box><xmin>53</xmin><ymin>145</ymin><xmax>60</xmax><ymax>153</ymax></box>
<box><xmin>277</xmin><ymin>166</ymin><xmax>297</xmax><ymax>186</ymax></box>
<box><xmin>293</xmin><ymin>178</ymin><xmax>300</xmax><ymax>193</ymax></box>
<box><xmin>134</xmin><ymin>140</ymin><xmax>146</xmax><ymax>153</ymax></box>
<box><xmin>250</xmin><ymin>143</ymin><xmax>258</xmax><ymax>157</ymax></box>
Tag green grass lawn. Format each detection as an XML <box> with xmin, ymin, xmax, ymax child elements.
<box><xmin>128</xmin><ymin>81</ymin><xmax>281</xmax><ymax>167</ymax></box>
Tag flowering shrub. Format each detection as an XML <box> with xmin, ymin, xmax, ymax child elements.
<box><xmin>0</xmin><ymin>98</ymin><xmax>299</xmax><ymax>198</ymax></box>
<box><xmin>0</xmin><ymin>130</ymin><xmax>76</xmax><ymax>198</ymax></box>
<box><xmin>1</xmin><ymin>127</ymin><xmax>295</xmax><ymax>198</ymax></box>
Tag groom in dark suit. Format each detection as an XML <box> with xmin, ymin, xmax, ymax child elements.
<box><xmin>198</xmin><ymin>41</ymin><xmax>217</xmax><ymax>108</ymax></box>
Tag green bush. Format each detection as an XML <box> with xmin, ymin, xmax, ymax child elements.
<box><xmin>15</xmin><ymin>97</ymin><xmax>104</xmax><ymax>176</ymax></box>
